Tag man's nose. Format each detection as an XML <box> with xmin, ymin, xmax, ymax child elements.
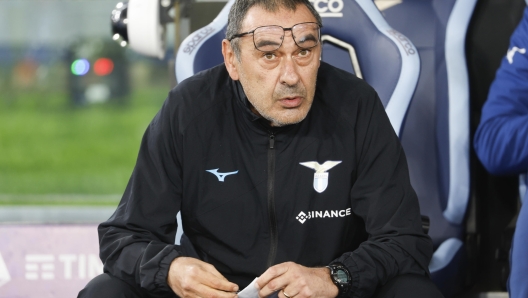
<box><xmin>279</xmin><ymin>56</ymin><xmax>301</xmax><ymax>87</ymax></box>
<box><xmin>279</xmin><ymin>35</ymin><xmax>301</xmax><ymax>87</ymax></box>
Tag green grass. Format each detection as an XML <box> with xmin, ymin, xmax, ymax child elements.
<box><xmin>0</xmin><ymin>87</ymin><xmax>168</xmax><ymax>202</ymax></box>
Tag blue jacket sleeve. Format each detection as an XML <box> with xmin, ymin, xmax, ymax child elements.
<box><xmin>474</xmin><ymin>7</ymin><xmax>528</xmax><ymax>175</ymax></box>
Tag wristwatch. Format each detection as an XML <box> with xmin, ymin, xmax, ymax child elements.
<box><xmin>326</xmin><ymin>263</ymin><xmax>351</xmax><ymax>297</ymax></box>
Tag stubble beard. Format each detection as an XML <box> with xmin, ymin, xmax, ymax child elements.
<box><xmin>249</xmin><ymin>83</ymin><xmax>315</xmax><ymax>127</ymax></box>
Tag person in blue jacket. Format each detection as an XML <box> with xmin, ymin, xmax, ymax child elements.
<box><xmin>474</xmin><ymin>2</ymin><xmax>528</xmax><ymax>297</ymax></box>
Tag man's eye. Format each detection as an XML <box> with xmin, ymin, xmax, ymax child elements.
<box><xmin>264</xmin><ymin>53</ymin><xmax>275</xmax><ymax>60</ymax></box>
<box><xmin>299</xmin><ymin>49</ymin><xmax>310</xmax><ymax>57</ymax></box>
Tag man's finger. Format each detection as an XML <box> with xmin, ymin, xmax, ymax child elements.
<box><xmin>178</xmin><ymin>271</ymin><xmax>238</xmax><ymax>298</ymax></box>
<box><xmin>257</xmin><ymin>263</ymin><xmax>290</xmax><ymax>289</ymax></box>
<box><xmin>167</xmin><ymin>257</ymin><xmax>239</xmax><ymax>297</ymax></box>
<box><xmin>192</xmin><ymin>283</ymin><xmax>238</xmax><ymax>298</ymax></box>
<box><xmin>187</xmin><ymin>263</ymin><xmax>239</xmax><ymax>293</ymax></box>
<box><xmin>198</xmin><ymin>269</ymin><xmax>239</xmax><ymax>293</ymax></box>
<box><xmin>280</xmin><ymin>288</ymin><xmax>299</xmax><ymax>298</ymax></box>
<box><xmin>258</xmin><ymin>275</ymin><xmax>290</xmax><ymax>298</ymax></box>
<box><xmin>257</xmin><ymin>263</ymin><xmax>294</xmax><ymax>297</ymax></box>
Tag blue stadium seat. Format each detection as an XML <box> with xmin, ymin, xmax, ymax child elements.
<box><xmin>379</xmin><ymin>0</ymin><xmax>478</xmax><ymax>296</ymax></box>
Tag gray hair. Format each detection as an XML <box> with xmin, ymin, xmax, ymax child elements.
<box><xmin>226</xmin><ymin>0</ymin><xmax>322</xmax><ymax>60</ymax></box>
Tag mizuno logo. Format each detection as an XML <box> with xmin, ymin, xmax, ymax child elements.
<box><xmin>300</xmin><ymin>161</ymin><xmax>342</xmax><ymax>193</ymax></box>
<box><xmin>507</xmin><ymin>46</ymin><xmax>526</xmax><ymax>64</ymax></box>
<box><xmin>206</xmin><ymin>169</ymin><xmax>238</xmax><ymax>182</ymax></box>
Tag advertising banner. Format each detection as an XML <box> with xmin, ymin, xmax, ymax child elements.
<box><xmin>0</xmin><ymin>225</ymin><xmax>102</xmax><ymax>297</ymax></box>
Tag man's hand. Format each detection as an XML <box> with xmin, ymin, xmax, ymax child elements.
<box><xmin>167</xmin><ymin>257</ymin><xmax>239</xmax><ymax>298</ymax></box>
<box><xmin>256</xmin><ymin>262</ymin><xmax>339</xmax><ymax>298</ymax></box>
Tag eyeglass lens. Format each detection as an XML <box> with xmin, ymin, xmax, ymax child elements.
<box><xmin>253</xmin><ymin>23</ymin><xmax>320</xmax><ymax>52</ymax></box>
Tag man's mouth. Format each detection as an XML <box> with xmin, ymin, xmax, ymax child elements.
<box><xmin>279</xmin><ymin>96</ymin><xmax>303</xmax><ymax>108</ymax></box>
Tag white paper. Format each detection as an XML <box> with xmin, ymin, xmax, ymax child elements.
<box><xmin>237</xmin><ymin>278</ymin><xmax>260</xmax><ymax>298</ymax></box>
<box><xmin>237</xmin><ymin>278</ymin><xmax>279</xmax><ymax>298</ymax></box>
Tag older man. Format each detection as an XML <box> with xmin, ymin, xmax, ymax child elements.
<box><xmin>79</xmin><ymin>0</ymin><xmax>442</xmax><ymax>297</ymax></box>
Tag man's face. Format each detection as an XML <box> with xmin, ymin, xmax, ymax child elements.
<box><xmin>223</xmin><ymin>5</ymin><xmax>321</xmax><ymax>127</ymax></box>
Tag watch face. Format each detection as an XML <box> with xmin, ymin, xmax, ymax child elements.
<box><xmin>335</xmin><ymin>269</ymin><xmax>349</xmax><ymax>284</ymax></box>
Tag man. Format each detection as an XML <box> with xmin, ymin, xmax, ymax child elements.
<box><xmin>79</xmin><ymin>0</ymin><xmax>442</xmax><ymax>297</ymax></box>
<box><xmin>474</xmin><ymin>3</ymin><xmax>528</xmax><ymax>297</ymax></box>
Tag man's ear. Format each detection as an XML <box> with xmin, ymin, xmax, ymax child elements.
<box><xmin>222</xmin><ymin>39</ymin><xmax>240</xmax><ymax>81</ymax></box>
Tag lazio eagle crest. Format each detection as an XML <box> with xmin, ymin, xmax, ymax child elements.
<box><xmin>299</xmin><ymin>161</ymin><xmax>342</xmax><ymax>193</ymax></box>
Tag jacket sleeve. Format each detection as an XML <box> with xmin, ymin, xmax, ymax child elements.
<box><xmin>98</xmin><ymin>96</ymin><xmax>184</xmax><ymax>295</ymax></box>
<box><xmin>474</xmin><ymin>7</ymin><xmax>528</xmax><ymax>175</ymax></box>
<box><xmin>332</xmin><ymin>93</ymin><xmax>433</xmax><ymax>298</ymax></box>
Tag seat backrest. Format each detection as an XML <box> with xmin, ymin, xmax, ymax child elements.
<box><xmin>317</xmin><ymin>0</ymin><xmax>419</xmax><ymax>135</ymax></box>
<box><xmin>379</xmin><ymin>0</ymin><xmax>477</xmax><ymax>296</ymax></box>
<box><xmin>175</xmin><ymin>3</ymin><xmax>230</xmax><ymax>83</ymax></box>
<box><xmin>175</xmin><ymin>0</ymin><xmax>419</xmax><ymax>136</ymax></box>
<box><xmin>381</xmin><ymin>0</ymin><xmax>476</xmax><ymax>248</ymax></box>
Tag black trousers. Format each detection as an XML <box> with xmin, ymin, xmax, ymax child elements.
<box><xmin>78</xmin><ymin>273</ymin><xmax>444</xmax><ymax>298</ymax></box>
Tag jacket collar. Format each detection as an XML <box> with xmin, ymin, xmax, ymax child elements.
<box><xmin>232</xmin><ymin>79</ymin><xmax>299</xmax><ymax>134</ymax></box>
<box><xmin>233</xmin><ymin>79</ymin><xmax>261</xmax><ymax>122</ymax></box>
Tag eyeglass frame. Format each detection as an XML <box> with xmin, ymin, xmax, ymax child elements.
<box><xmin>227</xmin><ymin>22</ymin><xmax>323</xmax><ymax>52</ymax></box>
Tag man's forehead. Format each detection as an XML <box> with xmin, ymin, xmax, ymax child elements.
<box><xmin>240</xmin><ymin>4</ymin><xmax>317</xmax><ymax>31</ymax></box>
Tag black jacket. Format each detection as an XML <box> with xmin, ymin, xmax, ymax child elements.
<box><xmin>99</xmin><ymin>62</ymin><xmax>433</xmax><ymax>298</ymax></box>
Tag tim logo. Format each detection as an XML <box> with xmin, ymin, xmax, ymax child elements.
<box><xmin>309</xmin><ymin>0</ymin><xmax>344</xmax><ymax>17</ymax></box>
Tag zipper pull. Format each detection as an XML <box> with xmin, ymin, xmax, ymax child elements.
<box><xmin>269</xmin><ymin>134</ymin><xmax>275</xmax><ymax>149</ymax></box>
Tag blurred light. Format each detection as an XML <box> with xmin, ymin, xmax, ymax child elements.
<box><xmin>71</xmin><ymin>59</ymin><xmax>90</xmax><ymax>76</ymax></box>
<box><xmin>123</xmin><ymin>18</ymin><xmax>129</xmax><ymax>24</ymax></box>
<box><xmin>161</xmin><ymin>0</ymin><xmax>171</xmax><ymax>7</ymax></box>
<box><xmin>85</xmin><ymin>84</ymin><xmax>111</xmax><ymax>103</ymax></box>
<box><xmin>13</xmin><ymin>59</ymin><xmax>39</xmax><ymax>88</ymax></box>
<box><xmin>112</xmin><ymin>10</ymin><xmax>121</xmax><ymax>22</ymax></box>
<box><xmin>120</xmin><ymin>41</ymin><xmax>128</xmax><ymax>47</ymax></box>
<box><xmin>116</xmin><ymin>2</ymin><xmax>124</xmax><ymax>9</ymax></box>
<box><xmin>94</xmin><ymin>58</ymin><xmax>114</xmax><ymax>76</ymax></box>
<box><xmin>112</xmin><ymin>34</ymin><xmax>120</xmax><ymax>41</ymax></box>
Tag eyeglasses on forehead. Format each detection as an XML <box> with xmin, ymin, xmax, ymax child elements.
<box><xmin>228</xmin><ymin>22</ymin><xmax>322</xmax><ymax>52</ymax></box>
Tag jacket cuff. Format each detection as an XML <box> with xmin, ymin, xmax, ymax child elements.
<box><xmin>153</xmin><ymin>248</ymin><xmax>181</xmax><ymax>292</ymax></box>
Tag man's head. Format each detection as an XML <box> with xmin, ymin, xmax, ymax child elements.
<box><xmin>222</xmin><ymin>0</ymin><xmax>323</xmax><ymax>127</ymax></box>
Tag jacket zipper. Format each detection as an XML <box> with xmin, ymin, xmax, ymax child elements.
<box><xmin>266</xmin><ymin>133</ymin><xmax>278</xmax><ymax>268</ymax></box>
